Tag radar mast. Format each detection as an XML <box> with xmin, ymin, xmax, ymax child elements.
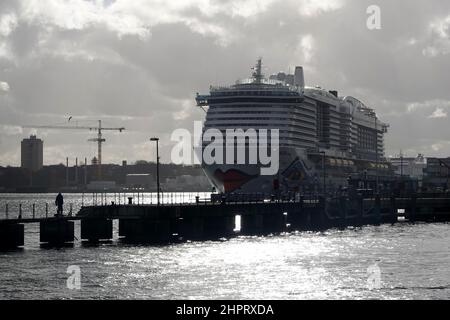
<box><xmin>252</xmin><ymin>58</ymin><xmax>264</xmax><ymax>84</ymax></box>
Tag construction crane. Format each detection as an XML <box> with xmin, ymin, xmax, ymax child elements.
<box><xmin>23</xmin><ymin>120</ymin><xmax>125</xmax><ymax>180</ymax></box>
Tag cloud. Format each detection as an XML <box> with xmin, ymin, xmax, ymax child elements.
<box><xmin>0</xmin><ymin>81</ymin><xmax>10</xmax><ymax>93</ymax></box>
<box><xmin>428</xmin><ymin>107</ymin><xmax>448</xmax><ymax>118</ymax></box>
<box><xmin>0</xmin><ymin>12</ymin><xmax>18</xmax><ymax>36</ymax></box>
<box><xmin>0</xmin><ymin>124</ymin><xmax>22</xmax><ymax>135</ymax></box>
<box><xmin>9</xmin><ymin>0</ymin><xmax>282</xmax><ymax>47</ymax></box>
<box><xmin>423</xmin><ymin>15</ymin><xmax>450</xmax><ymax>57</ymax></box>
<box><xmin>1</xmin><ymin>0</ymin><xmax>450</xmax><ymax>166</ymax></box>
<box><xmin>407</xmin><ymin>99</ymin><xmax>450</xmax><ymax>113</ymax></box>
<box><xmin>298</xmin><ymin>0</ymin><xmax>345</xmax><ymax>16</ymax></box>
<box><xmin>298</xmin><ymin>34</ymin><xmax>315</xmax><ymax>63</ymax></box>
<box><xmin>431</xmin><ymin>141</ymin><xmax>450</xmax><ymax>152</ymax></box>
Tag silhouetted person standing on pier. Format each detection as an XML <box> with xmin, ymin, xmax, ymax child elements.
<box><xmin>55</xmin><ymin>193</ymin><xmax>64</xmax><ymax>216</ymax></box>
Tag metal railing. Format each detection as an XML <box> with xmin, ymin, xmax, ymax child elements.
<box><xmin>1</xmin><ymin>202</ymin><xmax>74</xmax><ymax>220</ymax></box>
<box><xmin>2</xmin><ymin>191</ymin><xmax>448</xmax><ymax>220</ymax></box>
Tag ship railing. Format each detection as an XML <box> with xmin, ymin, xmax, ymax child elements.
<box><xmin>210</xmin><ymin>84</ymin><xmax>300</xmax><ymax>92</ymax></box>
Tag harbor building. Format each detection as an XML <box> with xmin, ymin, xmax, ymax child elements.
<box><xmin>389</xmin><ymin>154</ymin><xmax>426</xmax><ymax>180</ymax></box>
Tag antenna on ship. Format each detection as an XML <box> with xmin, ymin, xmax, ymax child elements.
<box><xmin>252</xmin><ymin>57</ymin><xmax>264</xmax><ymax>84</ymax></box>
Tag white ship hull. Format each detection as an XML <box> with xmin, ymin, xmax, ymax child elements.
<box><xmin>202</xmin><ymin>147</ymin><xmax>317</xmax><ymax>193</ymax></box>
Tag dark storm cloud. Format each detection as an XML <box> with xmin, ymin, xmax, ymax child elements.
<box><xmin>0</xmin><ymin>0</ymin><xmax>449</xmax><ymax>165</ymax></box>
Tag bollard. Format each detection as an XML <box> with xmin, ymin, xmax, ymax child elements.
<box><xmin>33</xmin><ymin>204</ymin><xmax>35</xmax><ymax>219</ymax></box>
<box><xmin>69</xmin><ymin>203</ymin><xmax>73</xmax><ymax>217</ymax></box>
<box><xmin>19</xmin><ymin>204</ymin><xmax>22</xmax><ymax>219</ymax></box>
<box><xmin>82</xmin><ymin>193</ymin><xmax>84</xmax><ymax>207</ymax></box>
<box><xmin>46</xmin><ymin>203</ymin><xmax>48</xmax><ymax>218</ymax></box>
<box><xmin>5</xmin><ymin>203</ymin><xmax>8</xmax><ymax>219</ymax></box>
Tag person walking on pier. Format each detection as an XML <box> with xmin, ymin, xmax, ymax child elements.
<box><xmin>55</xmin><ymin>193</ymin><xmax>64</xmax><ymax>217</ymax></box>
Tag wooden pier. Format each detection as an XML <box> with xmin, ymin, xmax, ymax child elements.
<box><xmin>1</xmin><ymin>194</ymin><xmax>450</xmax><ymax>249</ymax></box>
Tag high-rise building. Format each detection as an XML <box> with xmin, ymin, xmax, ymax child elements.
<box><xmin>21</xmin><ymin>135</ymin><xmax>43</xmax><ymax>172</ymax></box>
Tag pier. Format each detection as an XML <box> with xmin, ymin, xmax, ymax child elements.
<box><xmin>1</xmin><ymin>193</ymin><xmax>450</xmax><ymax>249</ymax></box>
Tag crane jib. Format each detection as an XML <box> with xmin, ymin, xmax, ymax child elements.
<box><xmin>21</xmin><ymin>122</ymin><xmax>125</xmax><ymax>180</ymax></box>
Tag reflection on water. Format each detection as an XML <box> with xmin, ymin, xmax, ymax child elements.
<box><xmin>0</xmin><ymin>194</ymin><xmax>449</xmax><ymax>299</ymax></box>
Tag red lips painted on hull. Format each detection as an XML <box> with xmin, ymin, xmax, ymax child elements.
<box><xmin>214</xmin><ymin>169</ymin><xmax>258</xmax><ymax>193</ymax></box>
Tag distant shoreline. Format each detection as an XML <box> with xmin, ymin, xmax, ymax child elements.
<box><xmin>0</xmin><ymin>190</ymin><xmax>211</xmax><ymax>194</ymax></box>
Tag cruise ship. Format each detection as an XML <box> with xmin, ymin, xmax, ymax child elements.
<box><xmin>196</xmin><ymin>59</ymin><xmax>393</xmax><ymax>194</ymax></box>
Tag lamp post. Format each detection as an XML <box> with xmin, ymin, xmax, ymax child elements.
<box><xmin>400</xmin><ymin>151</ymin><xmax>404</xmax><ymax>180</ymax></box>
<box><xmin>374</xmin><ymin>115</ymin><xmax>379</xmax><ymax>194</ymax></box>
<box><xmin>438</xmin><ymin>159</ymin><xmax>450</xmax><ymax>192</ymax></box>
<box><xmin>150</xmin><ymin>137</ymin><xmax>160</xmax><ymax>205</ymax></box>
<box><xmin>319</xmin><ymin>151</ymin><xmax>326</xmax><ymax>195</ymax></box>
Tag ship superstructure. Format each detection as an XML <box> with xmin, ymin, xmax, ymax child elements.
<box><xmin>196</xmin><ymin>59</ymin><xmax>392</xmax><ymax>194</ymax></box>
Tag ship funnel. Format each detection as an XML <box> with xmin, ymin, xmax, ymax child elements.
<box><xmin>294</xmin><ymin>66</ymin><xmax>305</xmax><ymax>88</ymax></box>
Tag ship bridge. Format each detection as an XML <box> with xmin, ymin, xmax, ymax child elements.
<box><xmin>196</xmin><ymin>93</ymin><xmax>210</xmax><ymax>107</ymax></box>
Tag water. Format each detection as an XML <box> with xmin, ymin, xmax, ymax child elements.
<box><xmin>1</xmin><ymin>193</ymin><xmax>450</xmax><ymax>300</ymax></box>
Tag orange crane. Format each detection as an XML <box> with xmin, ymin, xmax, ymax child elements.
<box><xmin>23</xmin><ymin>120</ymin><xmax>125</xmax><ymax>180</ymax></box>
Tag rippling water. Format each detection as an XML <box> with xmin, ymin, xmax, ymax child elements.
<box><xmin>0</xmin><ymin>194</ymin><xmax>449</xmax><ymax>300</ymax></box>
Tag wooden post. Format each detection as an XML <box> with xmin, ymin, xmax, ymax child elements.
<box><xmin>410</xmin><ymin>194</ymin><xmax>417</xmax><ymax>223</ymax></box>
<box><xmin>358</xmin><ymin>195</ymin><xmax>364</xmax><ymax>226</ymax></box>
<box><xmin>374</xmin><ymin>194</ymin><xmax>381</xmax><ymax>225</ymax></box>
<box><xmin>319</xmin><ymin>196</ymin><xmax>326</xmax><ymax>229</ymax></box>
<box><xmin>390</xmin><ymin>196</ymin><xmax>397</xmax><ymax>224</ymax></box>
<box><xmin>340</xmin><ymin>196</ymin><xmax>347</xmax><ymax>219</ymax></box>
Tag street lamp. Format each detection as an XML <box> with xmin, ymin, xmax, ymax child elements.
<box><xmin>374</xmin><ymin>115</ymin><xmax>379</xmax><ymax>194</ymax></box>
<box><xmin>319</xmin><ymin>151</ymin><xmax>326</xmax><ymax>195</ymax></box>
<box><xmin>150</xmin><ymin>137</ymin><xmax>160</xmax><ymax>205</ymax></box>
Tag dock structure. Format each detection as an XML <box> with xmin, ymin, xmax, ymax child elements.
<box><xmin>1</xmin><ymin>194</ymin><xmax>450</xmax><ymax>249</ymax></box>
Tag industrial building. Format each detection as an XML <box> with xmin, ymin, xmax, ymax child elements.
<box><xmin>423</xmin><ymin>157</ymin><xmax>450</xmax><ymax>190</ymax></box>
<box><xmin>389</xmin><ymin>154</ymin><xmax>426</xmax><ymax>180</ymax></box>
<box><xmin>126</xmin><ymin>174</ymin><xmax>154</xmax><ymax>190</ymax></box>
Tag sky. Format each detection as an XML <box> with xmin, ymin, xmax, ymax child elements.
<box><xmin>0</xmin><ymin>0</ymin><xmax>449</xmax><ymax>166</ymax></box>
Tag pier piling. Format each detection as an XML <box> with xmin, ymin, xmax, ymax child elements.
<box><xmin>1</xmin><ymin>193</ymin><xmax>450</xmax><ymax>248</ymax></box>
<box><xmin>40</xmin><ymin>219</ymin><xmax>74</xmax><ymax>244</ymax></box>
<box><xmin>0</xmin><ymin>223</ymin><xmax>24</xmax><ymax>249</ymax></box>
<box><xmin>240</xmin><ymin>214</ymin><xmax>264</xmax><ymax>235</ymax></box>
<box><xmin>81</xmin><ymin>218</ymin><xmax>113</xmax><ymax>242</ymax></box>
